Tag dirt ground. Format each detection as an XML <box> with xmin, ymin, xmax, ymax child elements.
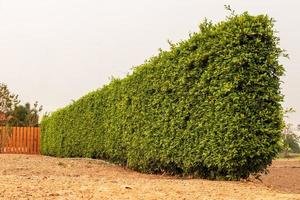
<box><xmin>0</xmin><ymin>155</ymin><xmax>299</xmax><ymax>200</ymax></box>
<box><xmin>259</xmin><ymin>159</ymin><xmax>300</xmax><ymax>194</ymax></box>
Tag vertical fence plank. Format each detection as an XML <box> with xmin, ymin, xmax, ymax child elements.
<box><xmin>8</xmin><ymin>127</ymin><xmax>11</xmax><ymax>153</ymax></box>
<box><xmin>18</xmin><ymin>127</ymin><xmax>21</xmax><ymax>153</ymax></box>
<box><xmin>0</xmin><ymin>127</ymin><xmax>2</xmax><ymax>153</ymax></box>
<box><xmin>14</xmin><ymin>127</ymin><xmax>17</xmax><ymax>153</ymax></box>
<box><xmin>24</xmin><ymin>127</ymin><xmax>27</xmax><ymax>154</ymax></box>
<box><xmin>15</xmin><ymin>127</ymin><xmax>20</xmax><ymax>153</ymax></box>
<box><xmin>27</xmin><ymin>127</ymin><xmax>30</xmax><ymax>154</ymax></box>
<box><xmin>6</xmin><ymin>127</ymin><xmax>10</xmax><ymax>153</ymax></box>
<box><xmin>30</xmin><ymin>127</ymin><xmax>34</xmax><ymax>154</ymax></box>
<box><xmin>9</xmin><ymin>127</ymin><xmax>12</xmax><ymax>153</ymax></box>
<box><xmin>33</xmin><ymin>127</ymin><xmax>36</xmax><ymax>154</ymax></box>
<box><xmin>28</xmin><ymin>127</ymin><xmax>31</xmax><ymax>154</ymax></box>
<box><xmin>15</xmin><ymin>127</ymin><xmax>18</xmax><ymax>153</ymax></box>
<box><xmin>11</xmin><ymin>128</ymin><xmax>14</xmax><ymax>153</ymax></box>
<box><xmin>33</xmin><ymin>127</ymin><xmax>37</xmax><ymax>154</ymax></box>
<box><xmin>10</xmin><ymin>128</ymin><xmax>16</xmax><ymax>153</ymax></box>
<box><xmin>6</xmin><ymin>127</ymin><xmax>9</xmax><ymax>153</ymax></box>
<box><xmin>15</xmin><ymin>127</ymin><xmax>18</xmax><ymax>154</ymax></box>
<box><xmin>20</xmin><ymin>127</ymin><xmax>24</xmax><ymax>154</ymax></box>
<box><xmin>20</xmin><ymin>127</ymin><xmax>23</xmax><ymax>153</ymax></box>
<box><xmin>8</xmin><ymin>127</ymin><xmax>12</xmax><ymax>153</ymax></box>
<box><xmin>1</xmin><ymin>127</ymin><xmax>3</xmax><ymax>153</ymax></box>
<box><xmin>20</xmin><ymin>127</ymin><xmax>22</xmax><ymax>153</ymax></box>
<box><xmin>22</xmin><ymin>127</ymin><xmax>24</xmax><ymax>153</ymax></box>
<box><xmin>23</xmin><ymin>127</ymin><xmax>26</xmax><ymax>154</ymax></box>
<box><xmin>21</xmin><ymin>127</ymin><xmax>24</xmax><ymax>153</ymax></box>
<box><xmin>0</xmin><ymin>127</ymin><xmax>3</xmax><ymax>153</ymax></box>
<box><xmin>3</xmin><ymin>127</ymin><xmax>6</xmax><ymax>153</ymax></box>
<box><xmin>5</xmin><ymin>127</ymin><xmax>8</xmax><ymax>153</ymax></box>
<box><xmin>11</xmin><ymin>127</ymin><xmax>14</xmax><ymax>153</ymax></box>
<box><xmin>2</xmin><ymin>127</ymin><xmax>4</xmax><ymax>153</ymax></box>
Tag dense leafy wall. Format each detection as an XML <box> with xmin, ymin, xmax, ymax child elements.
<box><xmin>41</xmin><ymin>12</ymin><xmax>285</xmax><ymax>180</ymax></box>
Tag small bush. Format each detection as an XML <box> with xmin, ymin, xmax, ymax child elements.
<box><xmin>41</xmin><ymin>11</ymin><xmax>285</xmax><ymax>180</ymax></box>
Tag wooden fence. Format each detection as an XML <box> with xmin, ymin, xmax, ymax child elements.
<box><xmin>0</xmin><ymin>127</ymin><xmax>40</xmax><ymax>154</ymax></box>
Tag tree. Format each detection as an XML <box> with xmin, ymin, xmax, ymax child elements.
<box><xmin>282</xmin><ymin>123</ymin><xmax>300</xmax><ymax>155</ymax></box>
<box><xmin>10</xmin><ymin>102</ymin><xmax>43</xmax><ymax>127</ymax></box>
<box><xmin>284</xmin><ymin>134</ymin><xmax>300</xmax><ymax>153</ymax></box>
<box><xmin>281</xmin><ymin>108</ymin><xmax>300</xmax><ymax>156</ymax></box>
<box><xmin>0</xmin><ymin>83</ymin><xmax>19</xmax><ymax>125</ymax></box>
<box><xmin>0</xmin><ymin>83</ymin><xmax>43</xmax><ymax>127</ymax></box>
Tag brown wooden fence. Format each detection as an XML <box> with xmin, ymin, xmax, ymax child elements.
<box><xmin>0</xmin><ymin>127</ymin><xmax>40</xmax><ymax>154</ymax></box>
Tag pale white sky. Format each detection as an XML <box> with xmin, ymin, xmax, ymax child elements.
<box><xmin>0</xmin><ymin>0</ymin><xmax>299</xmax><ymax>125</ymax></box>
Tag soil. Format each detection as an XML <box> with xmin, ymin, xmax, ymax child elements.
<box><xmin>0</xmin><ymin>154</ymin><xmax>299</xmax><ymax>200</ymax></box>
<box><xmin>260</xmin><ymin>159</ymin><xmax>300</xmax><ymax>194</ymax></box>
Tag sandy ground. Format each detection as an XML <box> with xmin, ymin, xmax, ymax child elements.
<box><xmin>0</xmin><ymin>154</ymin><xmax>299</xmax><ymax>200</ymax></box>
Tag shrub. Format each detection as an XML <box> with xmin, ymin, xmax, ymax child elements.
<box><xmin>41</xmin><ymin>11</ymin><xmax>285</xmax><ymax>180</ymax></box>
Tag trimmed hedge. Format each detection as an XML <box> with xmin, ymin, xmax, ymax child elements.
<box><xmin>41</xmin><ymin>12</ymin><xmax>285</xmax><ymax>180</ymax></box>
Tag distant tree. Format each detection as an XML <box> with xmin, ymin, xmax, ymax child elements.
<box><xmin>282</xmin><ymin>123</ymin><xmax>300</xmax><ymax>155</ymax></box>
<box><xmin>10</xmin><ymin>102</ymin><xmax>43</xmax><ymax>127</ymax></box>
<box><xmin>284</xmin><ymin>134</ymin><xmax>300</xmax><ymax>153</ymax></box>
<box><xmin>0</xmin><ymin>83</ymin><xmax>19</xmax><ymax>125</ymax></box>
<box><xmin>281</xmin><ymin>108</ymin><xmax>300</xmax><ymax>157</ymax></box>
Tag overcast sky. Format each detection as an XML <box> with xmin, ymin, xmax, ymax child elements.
<box><xmin>0</xmin><ymin>0</ymin><xmax>299</xmax><ymax>125</ymax></box>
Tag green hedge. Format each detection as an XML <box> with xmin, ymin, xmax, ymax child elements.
<box><xmin>41</xmin><ymin>12</ymin><xmax>285</xmax><ymax>180</ymax></box>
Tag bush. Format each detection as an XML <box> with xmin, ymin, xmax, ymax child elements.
<box><xmin>41</xmin><ymin>11</ymin><xmax>285</xmax><ymax>180</ymax></box>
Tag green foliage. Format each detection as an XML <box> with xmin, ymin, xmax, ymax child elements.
<box><xmin>41</xmin><ymin>11</ymin><xmax>285</xmax><ymax>180</ymax></box>
<box><xmin>284</xmin><ymin>134</ymin><xmax>300</xmax><ymax>153</ymax></box>
<box><xmin>0</xmin><ymin>83</ymin><xmax>19</xmax><ymax>125</ymax></box>
<box><xmin>9</xmin><ymin>102</ymin><xmax>43</xmax><ymax>127</ymax></box>
<box><xmin>0</xmin><ymin>83</ymin><xmax>42</xmax><ymax>128</ymax></box>
<box><xmin>281</xmin><ymin>123</ymin><xmax>300</xmax><ymax>155</ymax></box>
